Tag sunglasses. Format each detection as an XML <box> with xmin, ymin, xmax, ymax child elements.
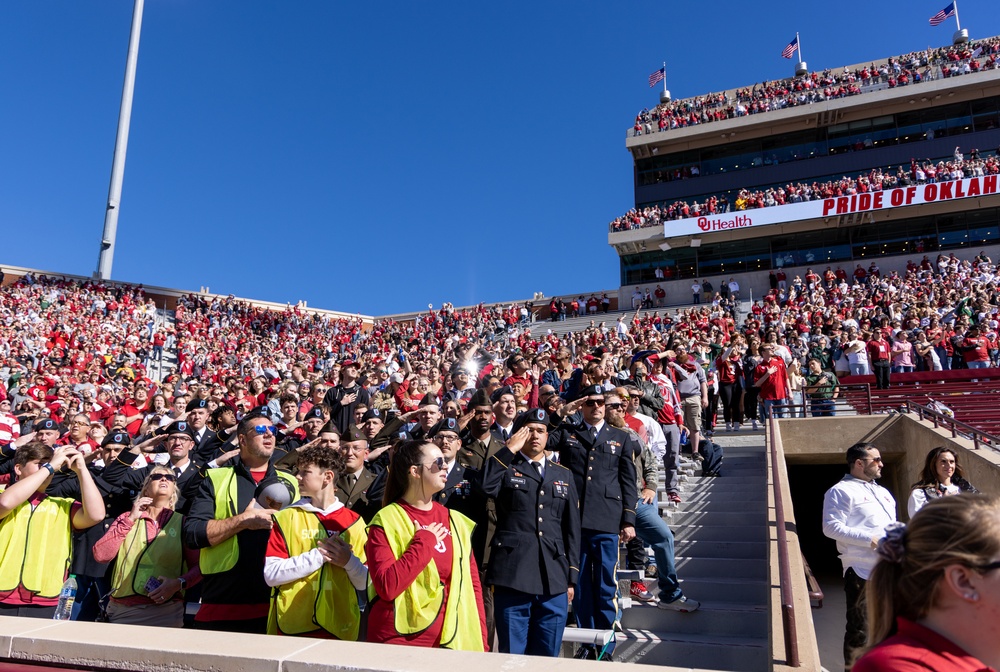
<box><xmin>149</xmin><ymin>473</ymin><xmax>176</xmax><ymax>483</ymax></box>
<box><xmin>606</xmin><ymin>403</ymin><xmax>623</xmax><ymax>410</ymax></box>
<box><xmin>248</xmin><ymin>425</ymin><xmax>277</xmax><ymax>436</ymax></box>
<box><xmin>975</xmin><ymin>560</ymin><xmax>1000</xmax><ymax>573</ymax></box>
<box><xmin>421</xmin><ymin>457</ymin><xmax>447</xmax><ymax>473</ymax></box>
<box><xmin>584</xmin><ymin>399</ymin><xmax>606</xmax><ymax>407</ymax></box>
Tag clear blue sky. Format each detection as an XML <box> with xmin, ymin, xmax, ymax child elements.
<box><xmin>1</xmin><ymin>1</ymin><xmax>996</xmax><ymax>315</ymax></box>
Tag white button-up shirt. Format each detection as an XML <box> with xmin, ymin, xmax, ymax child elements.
<box><xmin>822</xmin><ymin>475</ymin><xmax>897</xmax><ymax>579</ymax></box>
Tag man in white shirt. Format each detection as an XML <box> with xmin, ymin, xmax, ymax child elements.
<box><xmin>822</xmin><ymin>442</ymin><xmax>897</xmax><ymax>670</ymax></box>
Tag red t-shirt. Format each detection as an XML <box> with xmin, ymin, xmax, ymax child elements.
<box><xmin>853</xmin><ymin>617</ymin><xmax>993</xmax><ymax>672</ymax></box>
<box><xmin>365</xmin><ymin>502</ymin><xmax>486</xmax><ymax>649</ymax></box>
<box><xmin>754</xmin><ymin>357</ymin><xmax>789</xmax><ymax>401</ymax></box>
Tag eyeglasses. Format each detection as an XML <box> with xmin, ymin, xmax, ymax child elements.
<box><xmin>862</xmin><ymin>456</ymin><xmax>884</xmax><ymax>464</ymax></box>
<box><xmin>975</xmin><ymin>560</ymin><xmax>1000</xmax><ymax>573</ymax></box>
<box><xmin>166</xmin><ymin>435</ymin><xmax>194</xmax><ymax>443</ymax></box>
<box><xmin>584</xmin><ymin>399</ymin><xmax>605</xmax><ymax>407</ymax></box>
<box><xmin>149</xmin><ymin>473</ymin><xmax>177</xmax><ymax>483</ymax></box>
<box><xmin>420</xmin><ymin>457</ymin><xmax>447</xmax><ymax>473</ymax></box>
<box><xmin>248</xmin><ymin>425</ymin><xmax>277</xmax><ymax>436</ymax></box>
<box><xmin>434</xmin><ymin>434</ymin><xmax>461</xmax><ymax>443</ymax></box>
<box><xmin>606</xmin><ymin>403</ymin><xmax>623</xmax><ymax>410</ymax></box>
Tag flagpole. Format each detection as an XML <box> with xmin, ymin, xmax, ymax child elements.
<box><xmin>662</xmin><ymin>62</ymin><xmax>667</xmax><ymax>94</ymax></box>
<box><xmin>953</xmin><ymin>0</ymin><xmax>961</xmax><ymax>30</ymax></box>
<box><xmin>797</xmin><ymin>32</ymin><xmax>803</xmax><ymax>62</ymax></box>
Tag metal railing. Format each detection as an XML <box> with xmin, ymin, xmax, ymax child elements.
<box><xmin>903</xmin><ymin>399</ymin><xmax>1000</xmax><ymax>452</ymax></box>
<box><xmin>766</xmin><ymin>409</ymin><xmax>799</xmax><ymax>667</ymax></box>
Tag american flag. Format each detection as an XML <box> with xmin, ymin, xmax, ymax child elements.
<box><xmin>648</xmin><ymin>67</ymin><xmax>665</xmax><ymax>88</ymax></box>
<box><xmin>781</xmin><ymin>36</ymin><xmax>798</xmax><ymax>59</ymax></box>
<box><xmin>929</xmin><ymin>2</ymin><xmax>955</xmax><ymax>26</ymax></box>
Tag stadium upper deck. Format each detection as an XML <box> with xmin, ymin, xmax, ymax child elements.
<box><xmin>610</xmin><ymin>35</ymin><xmax>1000</xmax><ymax>306</ymax></box>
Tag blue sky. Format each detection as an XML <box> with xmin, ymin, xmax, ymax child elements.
<box><xmin>1</xmin><ymin>1</ymin><xmax>996</xmax><ymax>315</ymax></box>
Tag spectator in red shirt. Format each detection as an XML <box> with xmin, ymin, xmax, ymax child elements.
<box><xmin>753</xmin><ymin>344</ymin><xmax>789</xmax><ymax>419</ymax></box>
<box><xmin>959</xmin><ymin>325</ymin><xmax>991</xmax><ymax>369</ymax></box>
<box><xmin>867</xmin><ymin>331</ymin><xmax>892</xmax><ymax>389</ymax></box>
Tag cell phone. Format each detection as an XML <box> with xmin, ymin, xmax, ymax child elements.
<box><xmin>145</xmin><ymin>576</ymin><xmax>162</xmax><ymax>594</ymax></box>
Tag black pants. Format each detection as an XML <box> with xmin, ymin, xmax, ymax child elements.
<box><xmin>743</xmin><ymin>384</ymin><xmax>760</xmax><ymax>423</ymax></box>
<box><xmin>719</xmin><ymin>383</ymin><xmax>742</xmax><ymax>424</ymax></box>
<box><xmin>194</xmin><ymin>615</ymin><xmax>268</xmax><ymax>634</ymax></box>
<box><xmin>844</xmin><ymin>568</ymin><xmax>867</xmax><ymax>668</ymax></box>
<box><xmin>703</xmin><ymin>391</ymin><xmax>719</xmax><ymax>431</ymax></box>
<box><xmin>873</xmin><ymin>361</ymin><xmax>890</xmax><ymax>389</ymax></box>
<box><xmin>0</xmin><ymin>603</ymin><xmax>56</xmax><ymax>618</ymax></box>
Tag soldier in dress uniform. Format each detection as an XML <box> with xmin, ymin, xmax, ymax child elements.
<box><xmin>459</xmin><ymin>389</ymin><xmax>505</xmax><ymax>470</ymax></box>
<box><xmin>481</xmin><ymin>408</ymin><xmax>580</xmax><ymax>656</ymax></box>
<box><xmin>334</xmin><ymin>425</ymin><xmax>379</xmax><ymax>522</ymax></box>
<box><xmin>548</xmin><ymin>385</ymin><xmax>638</xmax><ymax>661</ymax></box>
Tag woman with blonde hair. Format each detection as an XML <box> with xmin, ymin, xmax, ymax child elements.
<box><xmin>853</xmin><ymin>494</ymin><xmax>1000</xmax><ymax>670</ymax></box>
<box><xmin>93</xmin><ymin>464</ymin><xmax>200</xmax><ymax>626</ymax></box>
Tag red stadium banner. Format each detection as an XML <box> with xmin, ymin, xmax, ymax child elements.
<box><xmin>664</xmin><ymin>174</ymin><xmax>999</xmax><ymax>238</ymax></box>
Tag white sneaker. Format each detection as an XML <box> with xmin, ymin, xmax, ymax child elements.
<box><xmin>733</xmin><ymin>423</ymin><xmax>741</xmax><ymax>432</ymax></box>
<box><xmin>752</xmin><ymin>420</ymin><xmax>759</xmax><ymax>430</ymax></box>
<box><xmin>725</xmin><ymin>422</ymin><xmax>732</xmax><ymax>432</ymax></box>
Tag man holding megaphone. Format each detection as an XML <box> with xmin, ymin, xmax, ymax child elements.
<box><xmin>183</xmin><ymin>408</ymin><xmax>299</xmax><ymax>634</ymax></box>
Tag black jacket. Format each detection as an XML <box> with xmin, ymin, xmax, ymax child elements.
<box><xmin>547</xmin><ymin>421</ymin><xmax>638</xmax><ymax>533</ymax></box>
<box><xmin>481</xmin><ymin>448</ymin><xmax>580</xmax><ymax>595</ymax></box>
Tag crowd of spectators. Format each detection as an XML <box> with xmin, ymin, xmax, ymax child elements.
<box><xmin>3</xmin><ymin>248</ymin><xmax>1000</xmax><ymax>443</ymax></box>
<box><xmin>610</xmin><ymin>146</ymin><xmax>1000</xmax><ymax>231</ymax></box>
<box><xmin>631</xmin><ymin>37</ymin><xmax>1000</xmax><ymax>137</ymax></box>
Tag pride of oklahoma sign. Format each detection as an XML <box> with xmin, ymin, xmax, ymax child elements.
<box><xmin>663</xmin><ymin>174</ymin><xmax>999</xmax><ymax>239</ymax></box>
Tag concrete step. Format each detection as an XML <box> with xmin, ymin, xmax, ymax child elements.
<box><xmin>676</xmin><ymin>485</ymin><xmax>765</xmax><ymax>499</ymax></box>
<box><xmin>672</xmin><ymin>491</ymin><xmax>766</xmax><ymax>506</ymax></box>
<box><xmin>676</xmin><ymin>577</ymin><xmax>769</xmax><ymax>604</ymax></box>
<box><xmin>675</xmin><ymin>557</ymin><xmax>766</xmax><ymax>580</ymax></box>
<box><xmin>622</xmin><ymin>600</ymin><xmax>769</xmax><ymax>638</ymax></box>
<box><xmin>664</xmin><ymin>497</ymin><xmax>767</xmax><ymax>513</ymax></box>
<box><xmin>674</xmin><ymin>539</ymin><xmax>768</xmax><ymax>560</ymax></box>
<box><xmin>669</xmin><ymin>510</ymin><xmax>767</xmax><ymax>527</ymax></box>
<box><xmin>673</xmin><ymin>524</ymin><xmax>763</xmax><ymax>543</ymax></box>
<box><xmin>616</xmin><ymin>631</ymin><xmax>769</xmax><ymax>671</ymax></box>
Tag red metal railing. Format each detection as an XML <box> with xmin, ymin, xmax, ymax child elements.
<box><xmin>766</xmin><ymin>409</ymin><xmax>799</xmax><ymax>667</ymax></box>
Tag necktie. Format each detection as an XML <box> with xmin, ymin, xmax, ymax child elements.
<box><xmin>531</xmin><ymin>461</ymin><xmax>542</xmax><ymax>477</ymax></box>
<box><xmin>173</xmin><ymin>466</ymin><xmax>183</xmax><ymax>479</ymax></box>
<box><xmin>502</xmin><ymin>428</ymin><xmax>509</xmax><ymax>441</ymax></box>
<box><xmin>591</xmin><ymin>426</ymin><xmax>599</xmax><ymax>442</ymax></box>
<box><xmin>348</xmin><ymin>473</ymin><xmax>358</xmax><ymax>488</ymax></box>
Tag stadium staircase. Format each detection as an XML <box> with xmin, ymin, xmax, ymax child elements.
<box><xmin>614</xmin><ymin>433</ymin><xmax>770</xmax><ymax>670</ymax></box>
<box><xmin>149</xmin><ymin>308</ymin><xmax>178</xmax><ymax>382</ymax></box>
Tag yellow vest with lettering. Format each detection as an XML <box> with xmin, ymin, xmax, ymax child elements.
<box><xmin>267</xmin><ymin>507</ymin><xmax>368</xmax><ymax>638</ymax></box>
<box><xmin>0</xmin><ymin>496</ymin><xmax>74</xmax><ymax>598</ymax></box>
<box><xmin>368</xmin><ymin>503</ymin><xmax>483</xmax><ymax>651</ymax></box>
<box><xmin>201</xmin><ymin>467</ymin><xmax>299</xmax><ymax>575</ymax></box>
<box><xmin>110</xmin><ymin>512</ymin><xmax>185</xmax><ymax>599</ymax></box>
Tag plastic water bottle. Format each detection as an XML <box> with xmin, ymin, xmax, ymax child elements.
<box><xmin>53</xmin><ymin>575</ymin><xmax>77</xmax><ymax>620</ymax></box>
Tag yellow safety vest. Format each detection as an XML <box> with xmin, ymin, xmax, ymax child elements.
<box><xmin>267</xmin><ymin>508</ymin><xmax>368</xmax><ymax>639</ymax></box>
<box><xmin>368</xmin><ymin>503</ymin><xmax>483</xmax><ymax>651</ymax></box>
<box><xmin>201</xmin><ymin>467</ymin><xmax>299</xmax><ymax>575</ymax></box>
<box><xmin>110</xmin><ymin>512</ymin><xmax>185</xmax><ymax>599</ymax></box>
<box><xmin>0</xmin><ymin>496</ymin><xmax>74</xmax><ymax>598</ymax></box>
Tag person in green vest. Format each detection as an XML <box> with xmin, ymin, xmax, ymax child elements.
<box><xmin>92</xmin><ymin>464</ymin><xmax>201</xmax><ymax>626</ymax></box>
<box><xmin>0</xmin><ymin>442</ymin><xmax>105</xmax><ymax>618</ymax></box>
<box><xmin>182</xmin><ymin>408</ymin><xmax>299</xmax><ymax>633</ymax></box>
<box><xmin>365</xmin><ymin>440</ymin><xmax>487</xmax><ymax>650</ymax></box>
<box><xmin>264</xmin><ymin>445</ymin><xmax>369</xmax><ymax>638</ymax></box>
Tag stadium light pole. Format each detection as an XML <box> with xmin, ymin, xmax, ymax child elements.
<box><xmin>96</xmin><ymin>0</ymin><xmax>144</xmax><ymax>280</ymax></box>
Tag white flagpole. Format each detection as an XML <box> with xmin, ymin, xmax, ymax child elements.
<box><xmin>797</xmin><ymin>32</ymin><xmax>803</xmax><ymax>62</ymax></box>
<box><xmin>952</xmin><ymin>0</ymin><xmax>962</xmax><ymax>30</ymax></box>
<box><xmin>662</xmin><ymin>61</ymin><xmax>667</xmax><ymax>93</ymax></box>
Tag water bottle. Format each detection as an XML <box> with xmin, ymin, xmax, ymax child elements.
<box><xmin>53</xmin><ymin>575</ymin><xmax>77</xmax><ymax>620</ymax></box>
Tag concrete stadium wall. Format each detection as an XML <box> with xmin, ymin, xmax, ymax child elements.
<box><xmin>778</xmin><ymin>413</ymin><xmax>1000</xmax><ymax>521</ymax></box>
<box><xmin>0</xmin><ymin>617</ymin><xmax>721</xmax><ymax>672</ymax></box>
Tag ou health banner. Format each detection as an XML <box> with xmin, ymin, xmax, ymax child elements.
<box><xmin>663</xmin><ymin>174</ymin><xmax>999</xmax><ymax>239</ymax></box>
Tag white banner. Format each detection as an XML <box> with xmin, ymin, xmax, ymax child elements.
<box><xmin>663</xmin><ymin>174</ymin><xmax>999</xmax><ymax>238</ymax></box>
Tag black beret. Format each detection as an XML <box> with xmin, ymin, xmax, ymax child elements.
<box><xmin>101</xmin><ymin>431</ymin><xmax>132</xmax><ymax>448</ymax></box>
<box><xmin>490</xmin><ymin>385</ymin><xmax>516</xmax><ymax>404</ymax></box>
<box><xmin>511</xmin><ymin>408</ymin><xmax>550</xmax><ymax>434</ymax></box>
<box><xmin>302</xmin><ymin>407</ymin><xmax>325</xmax><ymax>422</ymax></box>
<box><xmin>163</xmin><ymin>420</ymin><xmax>195</xmax><ymax>440</ymax></box>
<box><xmin>576</xmin><ymin>385</ymin><xmax>606</xmax><ymax>401</ymax></box>
<box><xmin>33</xmin><ymin>418</ymin><xmax>60</xmax><ymax>433</ymax></box>
<box><xmin>428</xmin><ymin>417</ymin><xmax>461</xmax><ymax>438</ymax></box>
<box><xmin>362</xmin><ymin>408</ymin><xmax>383</xmax><ymax>422</ymax></box>
<box><xmin>185</xmin><ymin>398</ymin><xmax>209</xmax><ymax>413</ymax></box>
